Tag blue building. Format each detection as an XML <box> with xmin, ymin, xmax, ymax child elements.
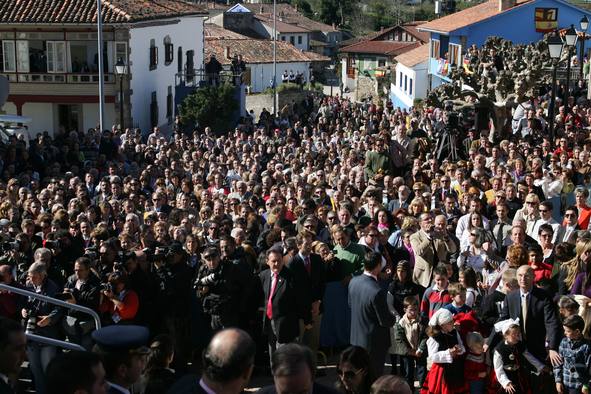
<box><xmin>418</xmin><ymin>0</ymin><xmax>591</xmax><ymax>88</ymax></box>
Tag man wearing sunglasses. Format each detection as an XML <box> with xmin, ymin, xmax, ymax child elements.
<box><xmin>557</xmin><ymin>206</ymin><xmax>580</xmax><ymax>245</ymax></box>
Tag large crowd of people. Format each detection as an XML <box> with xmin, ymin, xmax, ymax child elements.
<box><xmin>2</xmin><ymin>42</ymin><xmax>591</xmax><ymax>394</ymax></box>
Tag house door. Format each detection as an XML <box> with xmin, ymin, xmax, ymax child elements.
<box><xmin>57</xmin><ymin>104</ymin><xmax>81</xmax><ymax>132</ymax></box>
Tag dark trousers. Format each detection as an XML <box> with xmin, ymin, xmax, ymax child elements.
<box><xmin>392</xmin><ymin>354</ymin><xmax>426</xmax><ymax>388</ymax></box>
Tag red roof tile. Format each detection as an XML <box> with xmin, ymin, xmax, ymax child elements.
<box><xmin>418</xmin><ymin>0</ymin><xmax>532</xmax><ymax>33</ymax></box>
<box><xmin>205</xmin><ymin>38</ymin><xmax>330</xmax><ymax>64</ymax></box>
<box><xmin>0</xmin><ymin>0</ymin><xmax>207</xmax><ymax>24</ymax></box>
<box><xmin>340</xmin><ymin>40</ymin><xmax>420</xmax><ymax>56</ymax></box>
<box><xmin>248</xmin><ymin>3</ymin><xmax>338</xmax><ymax>32</ymax></box>
<box><xmin>394</xmin><ymin>44</ymin><xmax>429</xmax><ymax>67</ymax></box>
<box><xmin>204</xmin><ymin>24</ymin><xmax>249</xmax><ymax>39</ymax></box>
<box><xmin>254</xmin><ymin>15</ymin><xmax>311</xmax><ymax>33</ymax></box>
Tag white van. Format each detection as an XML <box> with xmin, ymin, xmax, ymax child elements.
<box><xmin>0</xmin><ymin>114</ymin><xmax>33</xmax><ymax>147</ymax></box>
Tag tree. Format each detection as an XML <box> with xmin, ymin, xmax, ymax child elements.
<box><xmin>179</xmin><ymin>84</ymin><xmax>239</xmax><ymax>134</ymax></box>
<box><xmin>291</xmin><ymin>0</ymin><xmax>313</xmax><ymax>18</ymax></box>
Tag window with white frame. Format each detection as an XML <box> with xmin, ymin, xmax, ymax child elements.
<box><xmin>430</xmin><ymin>39</ymin><xmax>440</xmax><ymax>59</ymax></box>
<box><xmin>2</xmin><ymin>41</ymin><xmax>15</xmax><ymax>72</ymax></box>
<box><xmin>399</xmin><ymin>71</ymin><xmax>403</xmax><ymax>87</ymax></box>
<box><xmin>16</xmin><ymin>40</ymin><xmax>29</xmax><ymax>72</ymax></box>
<box><xmin>409</xmin><ymin>78</ymin><xmax>413</xmax><ymax>95</ymax></box>
<box><xmin>47</xmin><ymin>41</ymin><xmax>66</xmax><ymax>72</ymax></box>
<box><xmin>449</xmin><ymin>43</ymin><xmax>461</xmax><ymax>66</ymax></box>
<box><xmin>404</xmin><ymin>75</ymin><xmax>407</xmax><ymax>92</ymax></box>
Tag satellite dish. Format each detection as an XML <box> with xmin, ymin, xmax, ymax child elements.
<box><xmin>0</xmin><ymin>76</ymin><xmax>9</xmax><ymax>108</ymax></box>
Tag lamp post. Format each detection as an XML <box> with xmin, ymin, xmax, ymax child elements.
<box><xmin>565</xmin><ymin>24</ymin><xmax>578</xmax><ymax>103</ymax></box>
<box><xmin>115</xmin><ymin>57</ymin><xmax>127</xmax><ymax>131</ymax></box>
<box><xmin>96</xmin><ymin>0</ymin><xmax>105</xmax><ymax>132</ymax></box>
<box><xmin>580</xmin><ymin>15</ymin><xmax>589</xmax><ymax>80</ymax></box>
<box><xmin>547</xmin><ymin>34</ymin><xmax>564</xmax><ymax>141</ymax></box>
<box><xmin>272</xmin><ymin>0</ymin><xmax>277</xmax><ymax>117</ymax></box>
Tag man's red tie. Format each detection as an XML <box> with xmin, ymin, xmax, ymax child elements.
<box><xmin>266</xmin><ymin>272</ymin><xmax>278</xmax><ymax>320</ymax></box>
<box><xmin>305</xmin><ymin>256</ymin><xmax>311</xmax><ymax>274</ymax></box>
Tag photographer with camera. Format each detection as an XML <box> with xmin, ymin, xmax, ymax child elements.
<box><xmin>62</xmin><ymin>256</ymin><xmax>101</xmax><ymax>349</ymax></box>
<box><xmin>21</xmin><ymin>261</ymin><xmax>64</xmax><ymax>394</ymax></box>
<box><xmin>195</xmin><ymin>246</ymin><xmax>242</xmax><ymax>331</ymax></box>
<box><xmin>99</xmin><ymin>271</ymin><xmax>139</xmax><ymax>325</ymax></box>
<box><xmin>0</xmin><ymin>233</ymin><xmax>31</xmax><ymax>279</ymax></box>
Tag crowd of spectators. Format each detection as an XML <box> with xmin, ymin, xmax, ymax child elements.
<box><xmin>3</xmin><ymin>64</ymin><xmax>591</xmax><ymax>393</ymax></box>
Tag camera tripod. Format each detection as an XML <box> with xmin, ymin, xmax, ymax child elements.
<box><xmin>436</xmin><ymin>131</ymin><xmax>460</xmax><ymax>162</ymax></box>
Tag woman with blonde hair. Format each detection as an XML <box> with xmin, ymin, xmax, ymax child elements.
<box><xmin>559</xmin><ymin>237</ymin><xmax>591</xmax><ymax>295</ymax></box>
<box><xmin>408</xmin><ymin>198</ymin><xmax>426</xmax><ymax>218</ymax></box>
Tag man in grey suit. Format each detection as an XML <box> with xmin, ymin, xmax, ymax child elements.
<box><xmin>348</xmin><ymin>251</ymin><xmax>395</xmax><ymax>375</ymax></box>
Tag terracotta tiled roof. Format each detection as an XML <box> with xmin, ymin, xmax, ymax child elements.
<box><xmin>204</xmin><ymin>24</ymin><xmax>249</xmax><ymax>40</ymax></box>
<box><xmin>340</xmin><ymin>40</ymin><xmax>420</xmax><ymax>56</ymax></box>
<box><xmin>418</xmin><ymin>0</ymin><xmax>532</xmax><ymax>33</ymax></box>
<box><xmin>0</xmin><ymin>0</ymin><xmax>207</xmax><ymax>24</ymax></box>
<box><xmin>248</xmin><ymin>3</ymin><xmax>338</xmax><ymax>32</ymax></box>
<box><xmin>205</xmin><ymin>38</ymin><xmax>330</xmax><ymax>64</ymax></box>
<box><xmin>395</xmin><ymin>44</ymin><xmax>429</xmax><ymax>67</ymax></box>
<box><xmin>340</xmin><ymin>22</ymin><xmax>428</xmax><ymax>48</ymax></box>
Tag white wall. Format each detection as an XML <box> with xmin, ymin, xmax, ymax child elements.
<box><xmin>21</xmin><ymin>103</ymin><xmax>53</xmax><ymax>136</ymax></box>
<box><xmin>2</xmin><ymin>103</ymin><xmax>17</xmax><ymax>116</ymax></box>
<box><xmin>82</xmin><ymin>103</ymin><xmax>116</xmax><ymax>132</ymax></box>
<box><xmin>391</xmin><ymin>61</ymin><xmax>428</xmax><ymax>109</ymax></box>
<box><xmin>279</xmin><ymin>33</ymin><xmax>309</xmax><ymax>51</ymax></box>
<box><xmin>247</xmin><ymin>61</ymin><xmax>310</xmax><ymax>93</ymax></box>
<box><xmin>129</xmin><ymin>15</ymin><xmax>204</xmax><ymax>133</ymax></box>
<box><xmin>341</xmin><ymin>57</ymin><xmax>355</xmax><ymax>91</ymax></box>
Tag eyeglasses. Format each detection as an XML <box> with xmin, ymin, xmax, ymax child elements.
<box><xmin>367</xmin><ymin>233</ymin><xmax>378</xmax><ymax>237</ymax></box>
<box><xmin>470</xmin><ymin>233</ymin><xmax>477</xmax><ymax>236</ymax></box>
<box><xmin>327</xmin><ymin>216</ymin><xmax>337</xmax><ymax>220</ymax></box>
<box><xmin>526</xmin><ymin>201</ymin><xmax>537</xmax><ymax>205</ymax></box>
<box><xmin>539</xmin><ymin>209</ymin><xmax>549</xmax><ymax>213</ymax></box>
<box><xmin>565</xmin><ymin>213</ymin><xmax>577</xmax><ymax>217</ymax></box>
<box><xmin>203</xmin><ymin>255</ymin><xmax>216</xmax><ymax>260</ymax></box>
<box><xmin>337</xmin><ymin>369</ymin><xmax>363</xmax><ymax>380</ymax></box>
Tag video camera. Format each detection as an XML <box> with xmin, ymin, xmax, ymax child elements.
<box><xmin>0</xmin><ymin>239</ymin><xmax>20</xmax><ymax>253</ymax></box>
<box><xmin>144</xmin><ymin>246</ymin><xmax>174</xmax><ymax>263</ymax></box>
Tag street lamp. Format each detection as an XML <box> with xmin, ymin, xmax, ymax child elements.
<box><xmin>580</xmin><ymin>15</ymin><xmax>589</xmax><ymax>80</ymax></box>
<box><xmin>565</xmin><ymin>24</ymin><xmax>578</xmax><ymax>103</ymax></box>
<box><xmin>547</xmin><ymin>34</ymin><xmax>564</xmax><ymax>140</ymax></box>
<box><xmin>115</xmin><ymin>57</ymin><xmax>127</xmax><ymax>130</ymax></box>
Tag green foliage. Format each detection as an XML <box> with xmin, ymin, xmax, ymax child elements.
<box><xmin>292</xmin><ymin>0</ymin><xmax>314</xmax><ymax>18</ymax></box>
<box><xmin>367</xmin><ymin>1</ymin><xmax>396</xmax><ymax>31</ymax></box>
<box><xmin>304</xmin><ymin>82</ymin><xmax>324</xmax><ymax>92</ymax></box>
<box><xmin>179</xmin><ymin>84</ymin><xmax>238</xmax><ymax>134</ymax></box>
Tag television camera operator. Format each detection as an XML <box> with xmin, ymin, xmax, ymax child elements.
<box><xmin>0</xmin><ymin>234</ymin><xmax>31</xmax><ymax>281</ymax></box>
<box><xmin>147</xmin><ymin>241</ymin><xmax>193</xmax><ymax>370</ymax></box>
<box><xmin>195</xmin><ymin>246</ymin><xmax>243</xmax><ymax>331</ymax></box>
<box><xmin>61</xmin><ymin>256</ymin><xmax>101</xmax><ymax>349</ymax></box>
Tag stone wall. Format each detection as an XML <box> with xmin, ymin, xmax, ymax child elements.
<box><xmin>355</xmin><ymin>74</ymin><xmax>378</xmax><ymax>102</ymax></box>
<box><xmin>245</xmin><ymin>89</ymin><xmax>313</xmax><ymax>117</ymax></box>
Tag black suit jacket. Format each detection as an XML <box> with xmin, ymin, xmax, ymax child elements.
<box><xmin>257</xmin><ymin>382</ymin><xmax>340</xmax><ymax>394</ymax></box>
<box><xmin>166</xmin><ymin>374</ymin><xmax>204</xmax><ymax>394</ymax></box>
<box><xmin>260</xmin><ymin>267</ymin><xmax>309</xmax><ymax>343</ymax></box>
<box><xmin>499</xmin><ymin>287</ymin><xmax>561</xmax><ymax>361</ymax></box>
<box><xmin>348</xmin><ymin>274</ymin><xmax>395</xmax><ymax>352</ymax></box>
<box><xmin>0</xmin><ymin>379</ymin><xmax>15</xmax><ymax>394</ymax></box>
<box><xmin>287</xmin><ymin>253</ymin><xmax>326</xmax><ymax>312</ymax></box>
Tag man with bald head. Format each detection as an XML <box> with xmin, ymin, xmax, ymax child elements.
<box><xmin>499</xmin><ymin>265</ymin><xmax>561</xmax><ymax>390</ymax></box>
<box><xmin>168</xmin><ymin>328</ymin><xmax>256</xmax><ymax>394</ymax></box>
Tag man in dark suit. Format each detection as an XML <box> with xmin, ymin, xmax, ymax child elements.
<box><xmin>555</xmin><ymin>206</ymin><xmax>580</xmax><ymax>245</ymax></box>
<box><xmin>287</xmin><ymin>230</ymin><xmax>326</xmax><ymax>354</ymax></box>
<box><xmin>348</xmin><ymin>251</ymin><xmax>396</xmax><ymax>375</ymax></box>
<box><xmin>45</xmin><ymin>351</ymin><xmax>108</xmax><ymax>394</ymax></box>
<box><xmin>0</xmin><ymin>318</ymin><xmax>25</xmax><ymax>394</ymax></box>
<box><xmin>499</xmin><ymin>265</ymin><xmax>562</xmax><ymax>389</ymax></box>
<box><xmin>168</xmin><ymin>328</ymin><xmax>256</xmax><ymax>394</ymax></box>
<box><xmin>261</xmin><ymin>249</ymin><xmax>311</xmax><ymax>358</ymax></box>
<box><xmin>257</xmin><ymin>343</ymin><xmax>339</xmax><ymax>394</ymax></box>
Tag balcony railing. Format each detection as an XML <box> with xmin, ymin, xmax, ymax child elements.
<box><xmin>3</xmin><ymin>72</ymin><xmax>116</xmax><ymax>84</ymax></box>
<box><xmin>175</xmin><ymin>68</ymin><xmax>242</xmax><ymax>88</ymax></box>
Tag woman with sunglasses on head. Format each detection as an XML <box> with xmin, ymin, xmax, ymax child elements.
<box><xmin>336</xmin><ymin>346</ymin><xmax>375</xmax><ymax>394</ymax></box>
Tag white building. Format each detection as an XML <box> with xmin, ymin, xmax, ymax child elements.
<box><xmin>0</xmin><ymin>0</ymin><xmax>207</xmax><ymax>135</ymax></box>
<box><xmin>204</xmin><ymin>25</ymin><xmax>329</xmax><ymax>93</ymax></box>
<box><xmin>390</xmin><ymin>44</ymin><xmax>429</xmax><ymax>109</ymax></box>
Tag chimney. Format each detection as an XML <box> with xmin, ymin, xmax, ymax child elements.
<box><xmin>225</xmin><ymin>46</ymin><xmax>231</xmax><ymax>59</ymax></box>
<box><xmin>498</xmin><ymin>0</ymin><xmax>516</xmax><ymax>12</ymax></box>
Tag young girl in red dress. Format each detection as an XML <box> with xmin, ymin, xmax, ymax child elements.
<box><xmin>421</xmin><ymin>308</ymin><xmax>468</xmax><ymax>394</ymax></box>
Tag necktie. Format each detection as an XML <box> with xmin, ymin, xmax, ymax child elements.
<box><xmin>266</xmin><ymin>273</ymin><xmax>278</xmax><ymax>320</ymax></box>
<box><xmin>495</xmin><ymin>222</ymin><xmax>505</xmax><ymax>250</ymax></box>
<box><xmin>521</xmin><ymin>293</ymin><xmax>528</xmax><ymax>336</ymax></box>
<box><xmin>304</xmin><ymin>256</ymin><xmax>311</xmax><ymax>274</ymax></box>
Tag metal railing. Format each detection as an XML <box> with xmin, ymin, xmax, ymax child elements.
<box><xmin>0</xmin><ymin>283</ymin><xmax>101</xmax><ymax>351</ymax></box>
<box><xmin>175</xmin><ymin>68</ymin><xmax>243</xmax><ymax>87</ymax></box>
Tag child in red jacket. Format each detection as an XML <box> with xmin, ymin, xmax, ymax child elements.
<box><xmin>528</xmin><ymin>245</ymin><xmax>553</xmax><ymax>288</ymax></box>
<box><xmin>464</xmin><ymin>332</ymin><xmax>487</xmax><ymax>394</ymax></box>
